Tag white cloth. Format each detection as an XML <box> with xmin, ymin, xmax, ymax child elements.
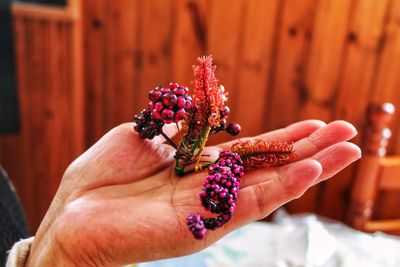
<box><xmin>6</xmin><ymin>237</ymin><xmax>34</xmax><ymax>267</ymax></box>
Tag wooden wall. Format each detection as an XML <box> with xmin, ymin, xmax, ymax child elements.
<box><xmin>2</xmin><ymin>0</ymin><xmax>400</xmax><ymax>231</ymax></box>
<box><xmin>82</xmin><ymin>0</ymin><xmax>400</xmax><ymax>221</ymax></box>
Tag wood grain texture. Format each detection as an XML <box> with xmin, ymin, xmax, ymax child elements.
<box><xmin>366</xmin><ymin>0</ymin><xmax>400</xmax><ymax>221</ymax></box>
<box><xmin>4</xmin><ymin>0</ymin><xmax>400</xmax><ymax>231</ymax></box>
<box><xmin>319</xmin><ymin>0</ymin><xmax>390</xmax><ymax>219</ymax></box>
<box><xmin>234</xmin><ymin>0</ymin><xmax>280</xmax><ymax>137</ymax></box>
<box><xmin>206</xmin><ymin>0</ymin><xmax>244</xmax><ymax>145</ymax></box>
<box><xmin>0</xmin><ymin>3</ymin><xmax>84</xmax><ymax>231</ymax></box>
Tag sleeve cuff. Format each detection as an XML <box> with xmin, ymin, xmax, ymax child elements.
<box><xmin>6</xmin><ymin>237</ymin><xmax>35</xmax><ymax>267</ymax></box>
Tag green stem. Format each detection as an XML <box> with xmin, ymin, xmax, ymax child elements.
<box><xmin>175</xmin><ymin>162</ymin><xmax>213</xmax><ymax>176</ymax></box>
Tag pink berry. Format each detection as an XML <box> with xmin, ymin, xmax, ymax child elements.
<box><xmin>154</xmin><ymin>102</ymin><xmax>164</xmax><ymax>112</ymax></box>
<box><xmin>176</xmin><ymin>109</ymin><xmax>186</xmax><ymax>120</ymax></box>
<box><xmin>151</xmin><ymin>110</ymin><xmax>162</xmax><ymax>120</ymax></box>
<box><xmin>186</xmin><ymin>101</ymin><xmax>193</xmax><ymax>111</ymax></box>
<box><xmin>161</xmin><ymin>87</ymin><xmax>170</xmax><ymax>93</ymax></box>
<box><xmin>177</xmin><ymin>97</ymin><xmax>187</xmax><ymax>108</ymax></box>
<box><xmin>169</xmin><ymin>82</ymin><xmax>179</xmax><ymax>89</ymax></box>
<box><xmin>161</xmin><ymin>109</ymin><xmax>174</xmax><ymax>120</ymax></box>
<box><xmin>173</xmin><ymin>88</ymin><xmax>187</xmax><ymax>96</ymax></box>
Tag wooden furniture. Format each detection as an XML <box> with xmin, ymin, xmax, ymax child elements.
<box><xmin>347</xmin><ymin>103</ymin><xmax>400</xmax><ymax>233</ymax></box>
<box><xmin>0</xmin><ymin>0</ymin><xmax>84</xmax><ymax>231</ymax></box>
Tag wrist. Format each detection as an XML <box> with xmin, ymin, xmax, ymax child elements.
<box><xmin>25</xmin><ymin>227</ymin><xmax>75</xmax><ymax>266</ymax></box>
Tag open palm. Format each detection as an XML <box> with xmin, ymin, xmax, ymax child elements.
<box><xmin>26</xmin><ymin>120</ymin><xmax>360</xmax><ymax>266</ymax></box>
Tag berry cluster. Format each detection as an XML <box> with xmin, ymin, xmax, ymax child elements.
<box><xmin>187</xmin><ymin>151</ymin><xmax>244</xmax><ymax>239</ymax></box>
<box><xmin>134</xmin><ymin>82</ymin><xmax>193</xmax><ymax>139</ymax></box>
<box><xmin>148</xmin><ymin>83</ymin><xmax>193</xmax><ymax>124</ymax></box>
<box><xmin>133</xmin><ymin>109</ymin><xmax>164</xmax><ymax>139</ymax></box>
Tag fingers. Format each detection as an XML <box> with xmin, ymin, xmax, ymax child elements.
<box><xmin>292</xmin><ymin>120</ymin><xmax>357</xmax><ymax>161</ymax></box>
<box><xmin>240</xmin><ymin>141</ymin><xmax>360</xmax><ymax>188</ymax></box>
<box><xmin>225</xmin><ymin>141</ymin><xmax>360</xmax><ymax>230</ymax></box>
<box><xmin>217</xmin><ymin>120</ymin><xmax>327</xmax><ymax>150</ymax></box>
<box><xmin>233</xmin><ymin>159</ymin><xmax>322</xmax><ymax>224</ymax></box>
<box><xmin>311</xmin><ymin>142</ymin><xmax>361</xmax><ymax>184</ymax></box>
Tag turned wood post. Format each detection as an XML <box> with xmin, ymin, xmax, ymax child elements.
<box><xmin>347</xmin><ymin>103</ymin><xmax>395</xmax><ymax>230</ymax></box>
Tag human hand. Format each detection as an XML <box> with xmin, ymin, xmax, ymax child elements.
<box><xmin>26</xmin><ymin>120</ymin><xmax>361</xmax><ymax>266</ymax></box>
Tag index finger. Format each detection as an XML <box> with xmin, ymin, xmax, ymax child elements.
<box><xmin>217</xmin><ymin>120</ymin><xmax>327</xmax><ymax>151</ymax></box>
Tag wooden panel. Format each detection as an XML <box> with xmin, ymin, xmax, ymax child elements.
<box><xmin>0</xmin><ymin>3</ymin><xmax>84</xmax><ymax>231</ymax></box>
<box><xmin>287</xmin><ymin>0</ymin><xmax>352</xmax><ymax>215</ymax></box>
<box><xmin>81</xmin><ymin>0</ymin><xmax>107</xmax><ymax>145</ymax></box>
<box><xmin>137</xmin><ymin>0</ymin><xmax>174</xmax><ymax>109</ymax></box>
<box><xmin>267</xmin><ymin>0</ymin><xmax>317</xmax><ymax>131</ymax></box>
<box><xmin>206</xmin><ymin>0</ymin><xmax>244</xmax><ymax>145</ymax></box>
<box><xmin>171</xmin><ymin>0</ymin><xmax>208</xmax><ymax>86</ymax></box>
<box><xmin>234</xmin><ymin>0</ymin><xmax>280</xmax><ymax>137</ymax></box>
<box><xmin>319</xmin><ymin>0</ymin><xmax>389</xmax><ymax>220</ymax></box>
<box><xmin>103</xmin><ymin>0</ymin><xmax>139</xmax><ymax>128</ymax></box>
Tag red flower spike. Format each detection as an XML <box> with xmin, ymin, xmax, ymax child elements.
<box><xmin>230</xmin><ymin>140</ymin><xmax>295</xmax><ymax>170</ymax></box>
<box><xmin>192</xmin><ymin>55</ymin><xmax>228</xmax><ymax>128</ymax></box>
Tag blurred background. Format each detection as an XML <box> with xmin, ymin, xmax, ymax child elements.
<box><xmin>1</xmin><ymin>0</ymin><xmax>400</xmax><ymax>233</ymax></box>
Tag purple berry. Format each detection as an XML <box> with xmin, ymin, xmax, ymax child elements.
<box><xmin>187</xmin><ymin>214</ymin><xmax>206</xmax><ymax>239</ymax></box>
<box><xmin>187</xmin><ymin>151</ymin><xmax>244</xmax><ymax>239</ymax></box>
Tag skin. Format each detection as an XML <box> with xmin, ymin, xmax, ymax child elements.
<box><xmin>25</xmin><ymin>120</ymin><xmax>361</xmax><ymax>266</ymax></box>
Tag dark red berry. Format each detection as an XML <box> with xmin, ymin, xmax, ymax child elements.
<box><xmin>146</xmin><ymin>83</ymin><xmax>192</xmax><ymax>124</ymax></box>
<box><xmin>163</xmin><ymin>93</ymin><xmax>178</xmax><ymax>106</ymax></box>
<box><xmin>151</xmin><ymin>110</ymin><xmax>162</xmax><ymax>120</ymax></box>
<box><xmin>176</xmin><ymin>109</ymin><xmax>186</xmax><ymax>120</ymax></box>
<box><xmin>154</xmin><ymin>102</ymin><xmax>164</xmax><ymax>112</ymax></box>
<box><xmin>173</xmin><ymin>87</ymin><xmax>187</xmax><ymax>96</ymax></box>
<box><xmin>177</xmin><ymin>96</ymin><xmax>186</xmax><ymax>108</ymax></box>
<box><xmin>169</xmin><ymin>82</ymin><xmax>179</xmax><ymax>89</ymax></box>
<box><xmin>161</xmin><ymin>109</ymin><xmax>174</xmax><ymax>120</ymax></box>
<box><xmin>226</xmin><ymin>123</ymin><xmax>241</xmax><ymax>136</ymax></box>
<box><xmin>220</xmin><ymin>106</ymin><xmax>230</xmax><ymax>117</ymax></box>
<box><xmin>161</xmin><ymin>87</ymin><xmax>170</xmax><ymax>93</ymax></box>
<box><xmin>148</xmin><ymin>89</ymin><xmax>163</xmax><ymax>102</ymax></box>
